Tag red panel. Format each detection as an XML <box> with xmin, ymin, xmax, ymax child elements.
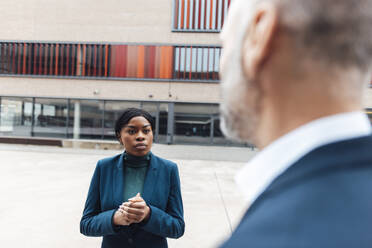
<box><xmin>181</xmin><ymin>0</ymin><xmax>185</xmax><ymax>29</ymax></box>
<box><xmin>66</xmin><ymin>44</ymin><xmax>70</xmax><ymax>76</ymax></box>
<box><xmin>17</xmin><ymin>44</ymin><xmax>22</xmax><ymax>75</ymax></box>
<box><xmin>120</xmin><ymin>45</ymin><xmax>128</xmax><ymax>77</ymax></box>
<box><xmin>215</xmin><ymin>0</ymin><xmax>219</xmax><ymax>29</ymax></box>
<box><xmin>174</xmin><ymin>0</ymin><xmax>179</xmax><ymax>29</ymax></box>
<box><xmin>12</xmin><ymin>44</ymin><xmax>16</xmax><ymax>74</ymax></box>
<box><xmin>109</xmin><ymin>45</ymin><xmax>116</xmax><ymax>77</ymax></box>
<box><xmin>71</xmin><ymin>45</ymin><xmax>76</xmax><ymax>76</ymax></box>
<box><xmin>97</xmin><ymin>45</ymin><xmax>102</xmax><ymax>77</ymax></box>
<box><xmin>55</xmin><ymin>44</ymin><xmax>59</xmax><ymax>75</ymax></box>
<box><xmin>38</xmin><ymin>44</ymin><xmax>43</xmax><ymax>75</ymax></box>
<box><xmin>93</xmin><ymin>45</ymin><xmax>97</xmax><ymax>76</ymax></box>
<box><xmin>192</xmin><ymin>0</ymin><xmax>196</xmax><ymax>29</ymax></box>
<box><xmin>204</xmin><ymin>0</ymin><xmax>208</xmax><ymax>29</ymax></box>
<box><xmin>60</xmin><ymin>44</ymin><xmax>64</xmax><ymax>76</ymax></box>
<box><xmin>33</xmin><ymin>44</ymin><xmax>38</xmax><ymax>74</ymax></box>
<box><xmin>49</xmin><ymin>44</ymin><xmax>54</xmax><ymax>75</ymax></box>
<box><xmin>82</xmin><ymin>44</ymin><xmax>86</xmax><ymax>76</ymax></box>
<box><xmin>148</xmin><ymin>46</ymin><xmax>156</xmax><ymax>78</ymax></box>
<box><xmin>22</xmin><ymin>44</ymin><xmax>27</xmax><ymax>74</ymax></box>
<box><xmin>104</xmin><ymin>45</ymin><xmax>109</xmax><ymax>77</ymax></box>
<box><xmin>44</xmin><ymin>44</ymin><xmax>49</xmax><ymax>75</ymax></box>
<box><xmin>114</xmin><ymin>45</ymin><xmax>120</xmax><ymax>77</ymax></box>
<box><xmin>198</xmin><ymin>0</ymin><xmax>202</xmax><ymax>29</ymax></box>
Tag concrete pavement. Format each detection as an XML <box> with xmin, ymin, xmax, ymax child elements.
<box><xmin>0</xmin><ymin>143</ymin><xmax>257</xmax><ymax>248</ymax></box>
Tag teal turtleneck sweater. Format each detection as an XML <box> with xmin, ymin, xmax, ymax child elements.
<box><xmin>123</xmin><ymin>152</ymin><xmax>151</xmax><ymax>202</ymax></box>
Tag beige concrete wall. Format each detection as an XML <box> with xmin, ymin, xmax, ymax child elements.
<box><xmin>0</xmin><ymin>77</ymin><xmax>221</xmax><ymax>103</ymax></box>
<box><xmin>0</xmin><ymin>0</ymin><xmax>220</xmax><ymax>45</ymax></box>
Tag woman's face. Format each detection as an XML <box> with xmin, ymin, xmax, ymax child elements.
<box><xmin>119</xmin><ymin>116</ymin><xmax>153</xmax><ymax>156</ymax></box>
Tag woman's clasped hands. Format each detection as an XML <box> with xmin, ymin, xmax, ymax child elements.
<box><xmin>113</xmin><ymin>193</ymin><xmax>151</xmax><ymax>226</ymax></box>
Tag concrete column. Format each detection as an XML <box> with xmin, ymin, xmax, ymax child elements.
<box><xmin>166</xmin><ymin>103</ymin><xmax>175</xmax><ymax>144</ymax></box>
<box><xmin>0</xmin><ymin>97</ymin><xmax>2</xmax><ymax>127</ymax></box>
<box><xmin>155</xmin><ymin>104</ymin><xmax>160</xmax><ymax>143</ymax></box>
<box><xmin>31</xmin><ymin>98</ymin><xmax>35</xmax><ymax>137</ymax></box>
<box><xmin>210</xmin><ymin>115</ymin><xmax>215</xmax><ymax>144</ymax></box>
<box><xmin>66</xmin><ymin>100</ymin><xmax>70</xmax><ymax>138</ymax></box>
<box><xmin>73</xmin><ymin>101</ymin><xmax>81</xmax><ymax>139</ymax></box>
<box><xmin>21</xmin><ymin>101</ymin><xmax>25</xmax><ymax>125</ymax></box>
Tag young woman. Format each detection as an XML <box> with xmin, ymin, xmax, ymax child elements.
<box><xmin>80</xmin><ymin>108</ymin><xmax>185</xmax><ymax>248</ymax></box>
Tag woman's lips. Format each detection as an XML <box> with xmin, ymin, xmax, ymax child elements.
<box><xmin>135</xmin><ymin>144</ymin><xmax>147</xmax><ymax>150</ymax></box>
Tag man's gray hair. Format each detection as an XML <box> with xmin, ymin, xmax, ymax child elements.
<box><xmin>277</xmin><ymin>0</ymin><xmax>372</xmax><ymax>72</ymax></box>
<box><xmin>229</xmin><ymin>0</ymin><xmax>372</xmax><ymax>72</ymax></box>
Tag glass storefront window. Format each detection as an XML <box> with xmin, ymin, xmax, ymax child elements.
<box><xmin>69</xmin><ymin>100</ymin><xmax>104</xmax><ymax>140</ymax></box>
<box><xmin>0</xmin><ymin>97</ymin><xmax>33</xmax><ymax>137</ymax></box>
<box><xmin>33</xmin><ymin>98</ymin><xmax>68</xmax><ymax>138</ymax></box>
<box><xmin>0</xmin><ymin>96</ymin><xmax>246</xmax><ymax>147</ymax></box>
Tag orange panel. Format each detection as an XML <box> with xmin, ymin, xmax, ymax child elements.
<box><xmin>159</xmin><ymin>46</ymin><xmax>166</xmax><ymax>79</ymax></box>
<box><xmin>210</xmin><ymin>0</ymin><xmax>214</xmax><ymax>29</ymax></box>
<box><xmin>165</xmin><ymin>46</ymin><xmax>174</xmax><ymax>79</ymax></box>
<box><xmin>186</xmin><ymin>0</ymin><xmax>190</xmax><ymax>29</ymax></box>
<box><xmin>154</xmin><ymin>46</ymin><xmax>161</xmax><ymax>79</ymax></box>
<box><xmin>82</xmin><ymin>44</ymin><xmax>86</xmax><ymax>76</ymax></box>
<box><xmin>137</xmin><ymin>45</ymin><xmax>145</xmax><ymax>78</ymax></box>
<box><xmin>181</xmin><ymin>0</ymin><xmax>185</xmax><ymax>29</ymax></box>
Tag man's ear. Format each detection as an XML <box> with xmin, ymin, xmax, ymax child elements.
<box><xmin>242</xmin><ymin>2</ymin><xmax>278</xmax><ymax>79</ymax></box>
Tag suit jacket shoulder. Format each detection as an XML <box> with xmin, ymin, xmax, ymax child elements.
<box><xmin>222</xmin><ymin>135</ymin><xmax>372</xmax><ymax>248</ymax></box>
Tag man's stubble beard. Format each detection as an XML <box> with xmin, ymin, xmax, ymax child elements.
<box><xmin>220</xmin><ymin>74</ymin><xmax>261</xmax><ymax>145</ymax></box>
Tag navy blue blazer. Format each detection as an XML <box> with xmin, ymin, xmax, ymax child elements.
<box><xmin>80</xmin><ymin>152</ymin><xmax>185</xmax><ymax>248</ymax></box>
<box><xmin>221</xmin><ymin>135</ymin><xmax>372</xmax><ymax>247</ymax></box>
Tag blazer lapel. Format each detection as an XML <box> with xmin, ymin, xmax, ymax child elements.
<box><xmin>142</xmin><ymin>153</ymin><xmax>159</xmax><ymax>205</ymax></box>
<box><xmin>113</xmin><ymin>152</ymin><xmax>125</xmax><ymax>207</ymax></box>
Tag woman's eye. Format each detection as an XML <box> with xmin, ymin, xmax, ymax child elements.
<box><xmin>128</xmin><ymin>130</ymin><xmax>136</xmax><ymax>134</ymax></box>
<box><xmin>143</xmin><ymin>129</ymin><xmax>151</xmax><ymax>134</ymax></box>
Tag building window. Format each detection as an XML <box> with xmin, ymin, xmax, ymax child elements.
<box><xmin>173</xmin><ymin>0</ymin><xmax>231</xmax><ymax>32</ymax></box>
<box><xmin>0</xmin><ymin>42</ymin><xmax>220</xmax><ymax>82</ymax></box>
<box><xmin>174</xmin><ymin>46</ymin><xmax>221</xmax><ymax>81</ymax></box>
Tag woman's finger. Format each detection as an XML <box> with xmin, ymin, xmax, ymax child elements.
<box><xmin>126</xmin><ymin>207</ymin><xmax>144</xmax><ymax>216</ymax></box>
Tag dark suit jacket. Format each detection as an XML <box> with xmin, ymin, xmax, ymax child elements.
<box><xmin>221</xmin><ymin>136</ymin><xmax>372</xmax><ymax>247</ymax></box>
<box><xmin>80</xmin><ymin>152</ymin><xmax>185</xmax><ymax>248</ymax></box>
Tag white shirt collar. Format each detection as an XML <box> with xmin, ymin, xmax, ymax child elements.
<box><xmin>236</xmin><ymin>111</ymin><xmax>372</xmax><ymax>207</ymax></box>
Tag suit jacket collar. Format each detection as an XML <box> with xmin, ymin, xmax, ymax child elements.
<box><xmin>236</xmin><ymin>111</ymin><xmax>372</xmax><ymax>207</ymax></box>
<box><xmin>113</xmin><ymin>151</ymin><xmax>159</xmax><ymax>207</ymax></box>
<box><xmin>265</xmin><ymin>135</ymin><xmax>372</xmax><ymax>194</ymax></box>
<box><xmin>247</xmin><ymin>135</ymin><xmax>372</xmax><ymax>214</ymax></box>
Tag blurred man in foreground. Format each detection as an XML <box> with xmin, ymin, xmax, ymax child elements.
<box><xmin>219</xmin><ymin>0</ymin><xmax>372</xmax><ymax>247</ymax></box>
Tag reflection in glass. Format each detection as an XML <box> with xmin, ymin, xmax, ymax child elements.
<box><xmin>0</xmin><ymin>97</ymin><xmax>33</xmax><ymax>137</ymax></box>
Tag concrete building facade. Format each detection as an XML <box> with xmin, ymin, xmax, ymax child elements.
<box><xmin>0</xmin><ymin>0</ymin><xmax>371</xmax><ymax>145</ymax></box>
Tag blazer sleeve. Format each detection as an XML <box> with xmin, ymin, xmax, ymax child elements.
<box><xmin>80</xmin><ymin>161</ymin><xmax>117</xmax><ymax>237</ymax></box>
<box><xmin>140</xmin><ymin>164</ymin><xmax>185</xmax><ymax>239</ymax></box>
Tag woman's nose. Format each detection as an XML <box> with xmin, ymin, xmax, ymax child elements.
<box><xmin>136</xmin><ymin>132</ymin><xmax>145</xmax><ymax>141</ymax></box>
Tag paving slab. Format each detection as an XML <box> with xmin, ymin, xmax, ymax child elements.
<box><xmin>0</xmin><ymin>143</ymin><xmax>257</xmax><ymax>248</ymax></box>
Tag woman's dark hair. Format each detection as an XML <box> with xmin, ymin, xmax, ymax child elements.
<box><xmin>115</xmin><ymin>108</ymin><xmax>155</xmax><ymax>140</ymax></box>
